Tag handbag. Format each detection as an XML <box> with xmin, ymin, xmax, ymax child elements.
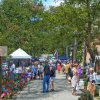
<box><xmin>76</xmin><ymin>84</ymin><xmax>80</xmax><ymax>91</ymax></box>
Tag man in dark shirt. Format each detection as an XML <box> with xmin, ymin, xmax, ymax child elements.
<box><xmin>42</xmin><ymin>61</ymin><xmax>50</xmax><ymax>93</ymax></box>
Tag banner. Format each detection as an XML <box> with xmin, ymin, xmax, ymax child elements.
<box><xmin>54</xmin><ymin>50</ymin><xmax>58</xmax><ymax>59</ymax></box>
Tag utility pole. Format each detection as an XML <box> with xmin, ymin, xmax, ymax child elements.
<box><xmin>66</xmin><ymin>46</ymin><xmax>68</xmax><ymax>57</ymax></box>
<box><xmin>82</xmin><ymin>42</ymin><xmax>87</xmax><ymax>69</ymax></box>
<box><xmin>73</xmin><ymin>38</ymin><xmax>77</xmax><ymax>61</ymax></box>
<box><xmin>70</xmin><ymin>44</ymin><xmax>74</xmax><ymax>67</ymax></box>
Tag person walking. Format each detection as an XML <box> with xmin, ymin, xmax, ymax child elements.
<box><xmin>31</xmin><ymin>61</ymin><xmax>38</xmax><ymax>79</ymax></box>
<box><xmin>9</xmin><ymin>61</ymin><xmax>16</xmax><ymax>80</ymax></box>
<box><xmin>77</xmin><ymin>64</ymin><xmax>82</xmax><ymax>77</ymax></box>
<box><xmin>49</xmin><ymin>63</ymin><xmax>56</xmax><ymax>91</ymax></box>
<box><xmin>42</xmin><ymin>61</ymin><xmax>50</xmax><ymax>93</ymax></box>
<box><xmin>71</xmin><ymin>70</ymin><xmax>79</xmax><ymax>95</ymax></box>
<box><xmin>37</xmin><ymin>62</ymin><xmax>43</xmax><ymax>79</ymax></box>
<box><xmin>57</xmin><ymin>63</ymin><xmax>61</xmax><ymax>74</ymax></box>
<box><xmin>64</xmin><ymin>62</ymin><xmax>70</xmax><ymax>80</ymax></box>
<box><xmin>68</xmin><ymin>65</ymin><xmax>73</xmax><ymax>79</ymax></box>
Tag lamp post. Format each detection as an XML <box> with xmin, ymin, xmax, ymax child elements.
<box><xmin>73</xmin><ymin>38</ymin><xmax>77</xmax><ymax>61</ymax></box>
<box><xmin>70</xmin><ymin>45</ymin><xmax>74</xmax><ymax>67</ymax></box>
<box><xmin>66</xmin><ymin>46</ymin><xmax>68</xmax><ymax>57</ymax></box>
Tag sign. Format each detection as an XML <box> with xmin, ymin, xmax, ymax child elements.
<box><xmin>0</xmin><ymin>46</ymin><xmax>7</xmax><ymax>56</ymax></box>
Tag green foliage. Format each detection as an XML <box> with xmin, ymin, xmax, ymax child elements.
<box><xmin>0</xmin><ymin>0</ymin><xmax>100</xmax><ymax>57</ymax></box>
<box><xmin>78</xmin><ymin>90</ymin><xmax>94</xmax><ymax>100</ymax></box>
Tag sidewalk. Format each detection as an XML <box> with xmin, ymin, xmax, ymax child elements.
<box><xmin>12</xmin><ymin>73</ymin><xmax>79</xmax><ymax>100</ymax></box>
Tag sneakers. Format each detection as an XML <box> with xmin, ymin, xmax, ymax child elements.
<box><xmin>50</xmin><ymin>89</ymin><xmax>54</xmax><ymax>92</ymax></box>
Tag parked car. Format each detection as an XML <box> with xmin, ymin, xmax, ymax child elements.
<box><xmin>49</xmin><ymin>56</ymin><xmax>57</xmax><ymax>63</ymax></box>
<box><xmin>58</xmin><ymin>56</ymin><xmax>69</xmax><ymax>63</ymax></box>
<box><xmin>39</xmin><ymin>57</ymin><xmax>46</xmax><ymax>62</ymax></box>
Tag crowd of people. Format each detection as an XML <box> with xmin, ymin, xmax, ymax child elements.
<box><xmin>1</xmin><ymin>59</ymin><xmax>100</xmax><ymax>99</ymax></box>
<box><xmin>63</xmin><ymin>61</ymin><xmax>100</xmax><ymax>97</ymax></box>
<box><xmin>1</xmin><ymin>60</ymin><xmax>57</xmax><ymax>98</ymax></box>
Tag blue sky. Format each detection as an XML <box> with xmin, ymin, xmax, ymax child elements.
<box><xmin>0</xmin><ymin>0</ymin><xmax>63</xmax><ymax>8</ymax></box>
<box><xmin>42</xmin><ymin>0</ymin><xmax>63</xmax><ymax>9</ymax></box>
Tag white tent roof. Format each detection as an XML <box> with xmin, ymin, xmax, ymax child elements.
<box><xmin>10</xmin><ymin>48</ymin><xmax>32</xmax><ymax>59</ymax></box>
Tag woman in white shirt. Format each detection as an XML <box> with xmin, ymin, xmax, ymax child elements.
<box><xmin>88</xmin><ymin>68</ymin><xmax>96</xmax><ymax>82</ymax></box>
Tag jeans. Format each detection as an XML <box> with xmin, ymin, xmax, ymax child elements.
<box><xmin>43</xmin><ymin>75</ymin><xmax>50</xmax><ymax>92</ymax></box>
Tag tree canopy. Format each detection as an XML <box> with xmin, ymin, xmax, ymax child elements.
<box><xmin>0</xmin><ymin>0</ymin><xmax>100</xmax><ymax>58</ymax></box>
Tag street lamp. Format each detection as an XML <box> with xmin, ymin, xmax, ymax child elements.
<box><xmin>70</xmin><ymin>45</ymin><xmax>74</xmax><ymax>67</ymax></box>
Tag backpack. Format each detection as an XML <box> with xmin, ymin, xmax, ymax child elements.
<box><xmin>50</xmin><ymin>69</ymin><xmax>55</xmax><ymax>77</ymax></box>
<box><xmin>68</xmin><ymin>67</ymin><xmax>73</xmax><ymax>77</ymax></box>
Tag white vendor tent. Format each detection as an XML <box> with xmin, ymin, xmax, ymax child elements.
<box><xmin>9</xmin><ymin>48</ymin><xmax>32</xmax><ymax>59</ymax></box>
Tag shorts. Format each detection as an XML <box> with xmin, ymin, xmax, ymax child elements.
<box><xmin>50</xmin><ymin>77</ymin><xmax>55</xmax><ymax>82</ymax></box>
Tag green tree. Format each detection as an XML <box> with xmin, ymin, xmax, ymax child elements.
<box><xmin>0</xmin><ymin>0</ymin><xmax>44</xmax><ymax>55</ymax></box>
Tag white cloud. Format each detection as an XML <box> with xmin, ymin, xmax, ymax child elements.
<box><xmin>51</xmin><ymin>0</ymin><xmax>64</xmax><ymax>7</ymax></box>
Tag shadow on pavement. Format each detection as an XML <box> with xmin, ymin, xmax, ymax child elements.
<box><xmin>12</xmin><ymin>77</ymin><xmax>73</xmax><ymax>100</ymax></box>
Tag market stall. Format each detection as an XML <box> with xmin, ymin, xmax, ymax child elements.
<box><xmin>9</xmin><ymin>48</ymin><xmax>32</xmax><ymax>67</ymax></box>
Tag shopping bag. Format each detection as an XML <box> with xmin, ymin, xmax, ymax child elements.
<box><xmin>76</xmin><ymin>84</ymin><xmax>80</xmax><ymax>91</ymax></box>
<box><xmin>68</xmin><ymin>76</ymin><xmax>71</xmax><ymax>81</ymax></box>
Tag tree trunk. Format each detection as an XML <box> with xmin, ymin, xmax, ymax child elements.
<box><xmin>86</xmin><ymin>41</ymin><xmax>95</xmax><ymax>63</ymax></box>
<box><xmin>73</xmin><ymin>38</ymin><xmax>77</xmax><ymax>61</ymax></box>
<box><xmin>85</xmin><ymin>0</ymin><xmax>95</xmax><ymax>64</ymax></box>
<box><xmin>82</xmin><ymin>42</ymin><xmax>87</xmax><ymax>68</ymax></box>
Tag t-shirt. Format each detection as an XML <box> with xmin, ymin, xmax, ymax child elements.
<box><xmin>44</xmin><ymin>65</ymin><xmax>50</xmax><ymax>76</ymax></box>
<box><xmin>64</xmin><ymin>64</ymin><xmax>70</xmax><ymax>73</ymax></box>
<box><xmin>15</xmin><ymin>67</ymin><xmax>22</xmax><ymax>73</ymax></box>
<box><xmin>32</xmin><ymin>66</ymin><xmax>37</xmax><ymax>74</ymax></box>
<box><xmin>50</xmin><ymin>69</ymin><xmax>55</xmax><ymax>77</ymax></box>
<box><xmin>89</xmin><ymin>72</ymin><xmax>96</xmax><ymax>82</ymax></box>
<box><xmin>27</xmin><ymin>72</ymin><xmax>32</xmax><ymax>77</ymax></box>
<box><xmin>10</xmin><ymin>64</ymin><xmax>15</xmax><ymax>73</ymax></box>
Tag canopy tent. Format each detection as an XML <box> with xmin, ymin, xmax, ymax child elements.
<box><xmin>9</xmin><ymin>48</ymin><xmax>32</xmax><ymax>59</ymax></box>
<box><xmin>58</xmin><ymin>56</ymin><xmax>68</xmax><ymax>61</ymax></box>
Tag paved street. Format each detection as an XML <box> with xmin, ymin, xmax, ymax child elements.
<box><xmin>13</xmin><ymin>73</ymin><xmax>79</xmax><ymax>100</ymax></box>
